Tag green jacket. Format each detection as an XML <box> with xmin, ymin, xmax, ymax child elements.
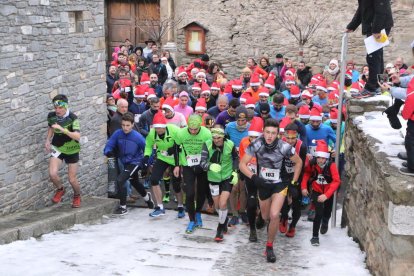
<box><xmin>144</xmin><ymin>124</ymin><xmax>179</xmax><ymax>166</ymax></box>
<box><xmin>175</xmin><ymin>126</ymin><xmax>212</xmax><ymax>166</ymax></box>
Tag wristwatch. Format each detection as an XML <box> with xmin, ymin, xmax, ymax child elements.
<box><xmin>291</xmin><ymin>180</ymin><xmax>299</xmax><ymax>186</ymax></box>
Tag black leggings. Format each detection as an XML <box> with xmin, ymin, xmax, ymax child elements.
<box><xmin>150</xmin><ymin>159</ymin><xmax>181</xmax><ymax>193</ymax></box>
<box><xmin>312</xmin><ymin>191</ymin><xmax>334</xmax><ymax>237</ymax></box>
<box><xmin>244</xmin><ymin>175</ymin><xmax>258</xmax><ymax>230</ymax></box>
<box><xmin>281</xmin><ymin>196</ymin><xmax>302</xmax><ymax>228</ymax></box>
<box><xmin>182</xmin><ymin>166</ymin><xmax>207</xmax><ymax>221</ymax></box>
<box><xmin>117</xmin><ymin>164</ymin><xmax>147</xmax><ymax>206</ymax></box>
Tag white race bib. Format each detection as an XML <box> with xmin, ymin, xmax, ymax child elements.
<box><xmin>134</xmin><ymin>114</ymin><xmax>141</xmax><ymax>123</ymax></box>
<box><xmin>260</xmin><ymin>167</ymin><xmax>280</xmax><ymax>182</ymax></box>
<box><xmin>186</xmin><ymin>154</ymin><xmax>201</xmax><ymax>166</ymax></box>
<box><xmin>285</xmin><ymin>164</ymin><xmax>294</xmax><ymax>174</ymax></box>
<box><xmin>51</xmin><ymin>146</ymin><xmax>61</xmax><ymax>158</ymax></box>
<box><xmin>247</xmin><ymin>162</ymin><xmax>257</xmax><ymax>174</ymax></box>
<box><xmin>317</xmin><ymin>174</ymin><xmax>329</xmax><ymax>185</ymax></box>
<box><xmin>159</xmin><ymin>150</ymin><xmax>171</xmax><ymax>157</ymax></box>
<box><xmin>209</xmin><ymin>184</ymin><xmax>219</xmax><ymax>197</ymax></box>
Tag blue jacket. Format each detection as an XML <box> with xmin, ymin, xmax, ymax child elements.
<box><xmin>104</xmin><ymin>129</ymin><xmax>146</xmax><ymax>166</ymax></box>
<box><xmin>305</xmin><ymin>124</ymin><xmax>336</xmax><ymax>154</ymax></box>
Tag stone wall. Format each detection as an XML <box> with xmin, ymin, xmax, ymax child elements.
<box><xmin>344</xmin><ymin>98</ymin><xmax>414</xmax><ymax>276</ymax></box>
<box><xmin>172</xmin><ymin>0</ymin><xmax>414</xmax><ymax>78</ymax></box>
<box><xmin>0</xmin><ymin>0</ymin><xmax>108</xmax><ymax>215</ymax></box>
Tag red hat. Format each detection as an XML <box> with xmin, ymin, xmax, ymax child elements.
<box><xmin>314</xmin><ymin>140</ymin><xmax>330</xmax><ymax>158</ymax></box>
<box><xmin>279</xmin><ymin>117</ymin><xmax>291</xmax><ymax>134</ymax></box>
<box><xmin>211</xmin><ymin>82</ymin><xmax>220</xmax><ymax>91</ymax></box>
<box><xmin>265</xmin><ymin>73</ymin><xmax>276</xmax><ymax>90</ymax></box>
<box><xmin>177</xmin><ymin>66</ymin><xmax>187</xmax><ymax>77</ymax></box>
<box><xmin>285</xmin><ymin>76</ymin><xmax>296</xmax><ymax>85</ymax></box>
<box><xmin>350</xmin><ymin>82</ymin><xmax>361</xmax><ymax>94</ymax></box>
<box><xmin>245</xmin><ymin>96</ymin><xmax>256</xmax><ymax>109</ymax></box>
<box><xmin>140</xmin><ymin>72</ymin><xmax>150</xmax><ymax>85</ymax></box>
<box><xmin>153</xmin><ymin>111</ymin><xmax>167</xmax><ymax>128</ymax></box>
<box><xmin>250</xmin><ymin>74</ymin><xmax>261</xmax><ymax>87</ymax></box>
<box><xmin>147</xmin><ymin>89</ymin><xmax>157</xmax><ymax>100</ymax></box>
<box><xmin>298</xmin><ymin>105</ymin><xmax>311</xmax><ymax>119</ymax></box>
<box><xmin>309</xmin><ymin>107</ymin><xmax>322</xmax><ymax>121</ymax></box>
<box><xmin>258</xmin><ymin>87</ymin><xmax>270</xmax><ymax>97</ymax></box>
<box><xmin>248</xmin><ymin>117</ymin><xmax>264</xmax><ymax>137</ymax></box>
<box><xmin>232</xmin><ymin>79</ymin><xmax>243</xmax><ymax>90</ymax></box>
<box><xmin>224</xmin><ymin>82</ymin><xmax>233</xmax><ymax>94</ymax></box>
<box><xmin>162</xmin><ymin>97</ymin><xmax>176</xmax><ymax>112</ymax></box>
<box><xmin>290</xmin><ymin>85</ymin><xmax>301</xmax><ymax>98</ymax></box>
<box><xmin>345</xmin><ymin>70</ymin><xmax>353</xmax><ymax>79</ymax></box>
<box><xmin>240</xmin><ymin>92</ymin><xmax>250</xmax><ymax>104</ymax></box>
<box><xmin>195</xmin><ymin>98</ymin><xmax>207</xmax><ymax>111</ymax></box>
<box><xmin>301</xmin><ymin>89</ymin><xmax>313</xmax><ymax>99</ymax></box>
<box><xmin>330</xmin><ymin>108</ymin><xmax>339</xmax><ymax>123</ymax></box>
<box><xmin>196</xmin><ymin>71</ymin><xmax>206</xmax><ymax>78</ymax></box>
<box><xmin>192</xmin><ymin>82</ymin><xmax>201</xmax><ymax>91</ymax></box>
<box><xmin>328</xmin><ymin>82</ymin><xmax>339</xmax><ymax>92</ymax></box>
<box><xmin>285</xmin><ymin>68</ymin><xmax>296</xmax><ymax>76</ymax></box>
<box><xmin>201</xmin><ymin>82</ymin><xmax>211</xmax><ymax>95</ymax></box>
<box><xmin>315</xmin><ymin>80</ymin><xmax>327</xmax><ymax>92</ymax></box>
<box><xmin>328</xmin><ymin>91</ymin><xmax>339</xmax><ymax>107</ymax></box>
<box><xmin>134</xmin><ymin>85</ymin><xmax>146</xmax><ymax>98</ymax></box>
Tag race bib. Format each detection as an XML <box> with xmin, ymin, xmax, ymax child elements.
<box><xmin>134</xmin><ymin>114</ymin><xmax>141</xmax><ymax>123</ymax></box>
<box><xmin>285</xmin><ymin>164</ymin><xmax>294</xmax><ymax>174</ymax></box>
<box><xmin>159</xmin><ymin>150</ymin><xmax>171</xmax><ymax>157</ymax></box>
<box><xmin>125</xmin><ymin>87</ymin><xmax>131</xmax><ymax>93</ymax></box>
<box><xmin>308</xmin><ymin>146</ymin><xmax>316</xmax><ymax>156</ymax></box>
<box><xmin>316</xmin><ymin>174</ymin><xmax>329</xmax><ymax>185</ymax></box>
<box><xmin>260</xmin><ymin>167</ymin><xmax>280</xmax><ymax>182</ymax></box>
<box><xmin>186</xmin><ymin>154</ymin><xmax>201</xmax><ymax>166</ymax></box>
<box><xmin>51</xmin><ymin>146</ymin><xmax>61</xmax><ymax>158</ymax></box>
<box><xmin>209</xmin><ymin>184</ymin><xmax>219</xmax><ymax>197</ymax></box>
<box><xmin>247</xmin><ymin>162</ymin><xmax>257</xmax><ymax>174</ymax></box>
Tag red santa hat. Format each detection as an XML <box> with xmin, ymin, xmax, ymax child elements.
<box><xmin>290</xmin><ymin>85</ymin><xmax>301</xmax><ymax>98</ymax></box>
<box><xmin>250</xmin><ymin>74</ymin><xmax>261</xmax><ymax>87</ymax></box>
<box><xmin>240</xmin><ymin>92</ymin><xmax>249</xmax><ymax>104</ymax></box>
<box><xmin>265</xmin><ymin>73</ymin><xmax>276</xmax><ymax>90</ymax></box>
<box><xmin>177</xmin><ymin>66</ymin><xmax>187</xmax><ymax>77</ymax></box>
<box><xmin>330</xmin><ymin>108</ymin><xmax>339</xmax><ymax>124</ymax></box>
<box><xmin>232</xmin><ymin>79</ymin><xmax>243</xmax><ymax>90</ymax></box>
<box><xmin>258</xmin><ymin>87</ymin><xmax>270</xmax><ymax>97</ymax></box>
<box><xmin>201</xmin><ymin>82</ymin><xmax>211</xmax><ymax>96</ymax></box>
<box><xmin>196</xmin><ymin>71</ymin><xmax>206</xmax><ymax>78</ymax></box>
<box><xmin>309</xmin><ymin>107</ymin><xmax>323</xmax><ymax>121</ymax></box>
<box><xmin>345</xmin><ymin>70</ymin><xmax>353</xmax><ymax>79</ymax></box>
<box><xmin>195</xmin><ymin>98</ymin><xmax>207</xmax><ymax>111</ymax></box>
<box><xmin>301</xmin><ymin>89</ymin><xmax>313</xmax><ymax>99</ymax></box>
<box><xmin>147</xmin><ymin>89</ymin><xmax>157</xmax><ymax>100</ymax></box>
<box><xmin>192</xmin><ymin>82</ymin><xmax>201</xmax><ymax>91</ymax></box>
<box><xmin>298</xmin><ymin>105</ymin><xmax>311</xmax><ymax>119</ymax></box>
<box><xmin>279</xmin><ymin>117</ymin><xmax>291</xmax><ymax>134</ymax></box>
<box><xmin>315</xmin><ymin>80</ymin><xmax>328</xmax><ymax>92</ymax></box>
<box><xmin>285</xmin><ymin>76</ymin><xmax>296</xmax><ymax>85</ymax></box>
<box><xmin>248</xmin><ymin>117</ymin><xmax>264</xmax><ymax>137</ymax></box>
<box><xmin>350</xmin><ymin>82</ymin><xmax>361</xmax><ymax>94</ymax></box>
<box><xmin>314</xmin><ymin>140</ymin><xmax>330</xmax><ymax>158</ymax></box>
<box><xmin>134</xmin><ymin>85</ymin><xmax>146</xmax><ymax>98</ymax></box>
<box><xmin>140</xmin><ymin>72</ymin><xmax>150</xmax><ymax>85</ymax></box>
<box><xmin>153</xmin><ymin>111</ymin><xmax>167</xmax><ymax>128</ymax></box>
<box><xmin>245</xmin><ymin>96</ymin><xmax>256</xmax><ymax>109</ymax></box>
<box><xmin>211</xmin><ymin>82</ymin><xmax>220</xmax><ymax>91</ymax></box>
<box><xmin>224</xmin><ymin>82</ymin><xmax>233</xmax><ymax>94</ymax></box>
<box><xmin>328</xmin><ymin>91</ymin><xmax>339</xmax><ymax>107</ymax></box>
<box><xmin>285</xmin><ymin>68</ymin><xmax>296</xmax><ymax>76</ymax></box>
<box><xmin>162</xmin><ymin>97</ymin><xmax>176</xmax><ymax>112</ymax></box>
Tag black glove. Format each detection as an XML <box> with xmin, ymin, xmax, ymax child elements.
<box><xmin>251</xmin><ymin>174</ymin><xmax>266</xmax><ymax>188</ymax></box>
<box><xmin>167</xmin><ymin>146</ymin><xmax>175</xmax><ymax>155</ymax></box>
<box><xmin>140</xmin><ymin>156</ymin><xmax>149</xmax><ymax>175</ymax></box>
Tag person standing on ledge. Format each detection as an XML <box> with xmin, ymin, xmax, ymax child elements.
<box><xmin>45</xmin><ymin>95</ymin><xmax>81</xmax><ymax>208</ymax></box>
<box><xmin>346</xmin><ymin>0</ymin><xmax>393</xmax><ymax>97</ymax></box>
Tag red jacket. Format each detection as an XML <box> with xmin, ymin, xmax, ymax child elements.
<box><xmin>402</xmin><ymin>78</ymin><xmax>414</xmax><ymax>121</ymax></box>
<box><xmin>301</xmin><ymin>162</ymin><xmax>340</xmax><ymax>199</ymax></box>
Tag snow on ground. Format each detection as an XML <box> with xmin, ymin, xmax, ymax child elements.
<box><xmin>0</xmin><ymin>208</ymin><xmax>370</xmax><ymax>276</ymax></box>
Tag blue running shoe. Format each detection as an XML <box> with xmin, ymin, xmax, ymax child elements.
<box><xmin>186</xmin><ymin>221</ymin><xmax>196</xmax><ymax>233</ymax></box>
<box><xmin>177</xmin><ymin>207</ymin><xmax>185</xmax><ymax>219</ymax></box>
<box><xmin>149</xmin><ymin>207</ymin><xmax>165</xmax><ymax>217</ymax></box>
<box><xmin>195</xmin><ymin>212</ymin><xmax>203</xmax><ymax>228</ymax></box>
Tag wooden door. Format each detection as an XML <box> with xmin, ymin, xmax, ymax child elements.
<box><xmin>107</xmin><ymin>0</ymin><xmax>160</xmax><ymax>60</ymax></box>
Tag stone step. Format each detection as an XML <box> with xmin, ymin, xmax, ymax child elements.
<box><xmin>0</xmin><ymin>196</ymin><xmax>118</xmax><ymax>245</ymax></box>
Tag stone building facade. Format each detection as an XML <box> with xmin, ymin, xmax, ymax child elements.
<box><xmin>171</xmin><ymin>0</ymin><xmax>414</xmax><ymax>78</ymax></box>
<box><xmin>0</xmin><ymin>0</ymin><xmax>107</xmax><ymax>215</ymax></box>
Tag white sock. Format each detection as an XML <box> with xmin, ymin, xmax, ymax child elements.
<box><xmin>158</xmin><ymin>204</ymin><xmax>164</xmax><ymax>210</ymax></box>
<box><xmin>143</xmin><ymin>193</ymin><xmax>149</xmax><ymax>201</ymax></box>
<box><xmin>219</xmin><ymin>209</ymin><xmax>228</xmax><ymax>224</ymax></box>
<box><xmin>178</xmin><ymin>204</ymin><xmax>184</xmax><ymax>208</ymax></box>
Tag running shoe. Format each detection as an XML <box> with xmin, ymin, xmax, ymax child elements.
<box><xmin>249</xmin><ymin>229</ymin><xmax>257</xmax><ymax>242</ymax></box>
<box><xmin>72</xmin><ymin>194</ymin><xmax>81</xmax><ymax>208</ymax></box>
<box><xmin>149</xmin><ymin>207</ymin><xmax>165</xmax><ymax>217</ymax></box>
<box><xmin>186</xmin><ymin>221</ymin><xmax>196</xmax><ymax>233</ymax></box>
<box><xmin>265</xmin><ymin>246</ymin><xmax>276</xmax><ymax>263</ymax></box>
<box><xmin>310</xmin><ymin>237</ymin><xmax>320</xmax><ymax>246</ymax></box>
<box><xmin>162</xmin><ymin>192</ymin><xmax>170</xmax><ymax>203</ymax></box>
<box><xmin>240</xmin><ymin>212</ymin><xmax>248</xmax><ymax>225</ymax></box>
<box><xmin>228</xmin><ymin>215</ymin><xmax>239</xmax><ymax>227</ymax></box>
<box><xmin>52</xmin><ymin>187</ymin><xmax>65</xmax><ymax>203</ymax></box>
<box><xmin>320</xmin><ymin>222</ymin><xmax>329</xmax><ymax>234</ymax></box>
<box><xmin>214</xmin><ymin>224</ymin><xmax>224</xmax><ymax>242</ymax></box>
<box><xmin>399</xmin><ymin>167</ymin><xmax>414</xmax><ymax>176</ymax></box>
<box><xmin>177</xmin><ymin>207</ymin><xmax>185</xmax><ymax>219</ymax></box>
<box><xmin>285</xmin><ymin>226</ymin><xmax>296</xmax><ymax>238</ymax></box>
<box><xmin>279</xmin><ymin>218</ymin><xmax>288</xmax><ymax>234</ymax></box>
<box><xmin>114</xmin><ymin>206</ymin><xmax>128</xmax><ymax>215</ymax></box>
<box><xmin>145</xmin><ymin>192</ymin><xmax>154</xmax><ymax>209</ymax></box>
<box><xmin>195</xmin><ymin>212</ymin><xmax>203</xmax><ymax>228</ymax></box>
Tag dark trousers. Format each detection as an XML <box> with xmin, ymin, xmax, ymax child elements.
<box><xmin>244</xmin><ymin>176</ymin><xmax>258</xmax><ymax>230</ymax></box>
<box><xmin>182</xmin><ymin>166</ymin><xmax>207</xmax><ymax>221</ymax></box>
<box><xmin>281</xmin><ymin>191</ymin><xmax>302</xmax><ymax>228</ymax></box>
<box><xmin>117</xmin><ymin>164</ymin><xmax>147</xmax><ymax>206</ymax></box>
<box><xmin>365</xmin><ymin>47</ymin><xmax>384</xmax><ymax>91</ymax></box>
<box><xmin>406</xmin><ymin>120</ymin><xmax>414</xmax><ymax>171</ymax></box>
<box><xmin>150</xmin><ymin>159</ymin><xmax>181</xmax><ymax>193</ymax></box>
<box><xmin>312</xmin><ymin>192</ymin><xmax>334</xmax><ymax>237</ymax></box>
